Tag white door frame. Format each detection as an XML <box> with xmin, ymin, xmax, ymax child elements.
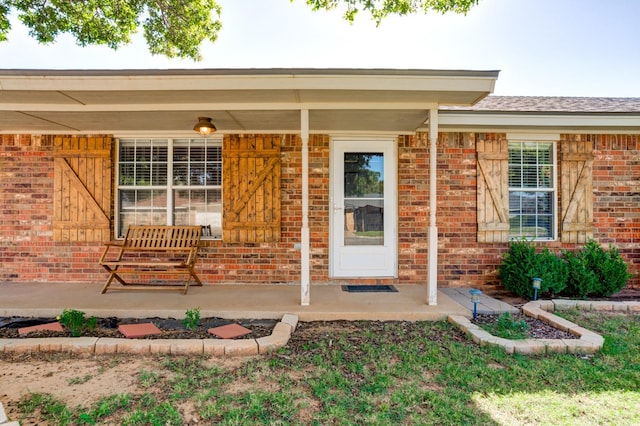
<box><xmin>329</xmin><ymin>137</ymin><xmax>397</xmax><ymax>278</ymax></box>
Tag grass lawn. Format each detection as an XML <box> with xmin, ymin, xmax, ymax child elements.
<box><xmin>10</xmin><ymin>310</ymin><xmax>640</xmax><ymax>425</ymax></box>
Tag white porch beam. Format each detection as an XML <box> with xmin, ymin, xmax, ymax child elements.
<box><xmin>301</xmin><ymin>109</ymin><xmax>311</xmax><ymax>306</ymax></box>
<box><xmin>0</xmin><ymin>102</ymin><xmax>440</xmax><ymax>112</ymax></box>
<box><xmin>427</xmin><ymin>108</ymin><xmax>439</xmax><ymax>305</ymax></box>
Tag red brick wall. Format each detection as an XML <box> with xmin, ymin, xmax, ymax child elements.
<box><xmin>436</xmin><ymin>133</ymin><xmax>504</xmax><ymax>288</ymax></box>
<box><xmin>437</xmin><ymin>132</ymin><xmax>640</xmax><ymax>290</ymax></box>
<box><xmin>591</xmin><ymin>134</ymin><xmax>640</xmax><ymax>286</ymax></box>
<box><xmin>1</xmin><ymin>132</ymin><xmax>638</xmax><ymax>289</ymax></box>
<box><xmin>0</xmin><ymin>135</ymin><xmax>105</xmax><ymax>282</ymax></box>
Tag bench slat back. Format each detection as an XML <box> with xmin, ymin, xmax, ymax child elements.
<box><xmin>123</xmin><ymin>226</ymin><xmax>202</xmax><ymax>249</ymax></box>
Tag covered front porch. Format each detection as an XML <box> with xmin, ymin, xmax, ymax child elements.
<box><xmin>0</xmin><ymin>68</ymin><xmax>501</xmax><ymax>306</ymax></box>
<box><xmin>0</xmin><ymin>282</ymin><xmax>482</xmax><ymax>321</ymax></box>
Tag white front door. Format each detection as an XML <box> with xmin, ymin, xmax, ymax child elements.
<box><xmin>330</xmin><ymin>138</ymin><xmax>397</xmax><ymax>277</ymax></box>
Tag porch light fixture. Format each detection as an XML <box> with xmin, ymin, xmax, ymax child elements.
<box><xmin>193</xmin><ymin>117</ymin><xmax>216</xmax><ymax>136</ymax></box>
<box><xmin>469</xmin><ymin>288</ymin><xmax>482</xmax><ymax>321</ymax></box>
<box><xmin>532</xmin><ymin>277</ymin><xmax>542</xmax><ymax>301</ymax></box>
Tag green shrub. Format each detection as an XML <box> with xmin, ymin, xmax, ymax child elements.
<box><xmin>563</xmin><ymin>249</ymin><xmax>599</xmax><ymax>298</ymax></box>
<box><xmin>498</xmin><ymin>240</ymin><xmax>567</xmax><ymax>299</ymax></box>
<box><xmin>498</xmin><ymin>240</ymin><xmax>538</xmax><ymax>298</ymax></box>
<box><xmin>563</xmin><ymin>240</ymin><xmax>632</xmax><ymax>298</ymax></box>
<box><xmin>500</xmin><ymin>239</ymin><xmax>632</xmax><ymax>300</ymax></box>
<box><xmin>533</xmin><ymin>247</ymin><xmax>569</xmax><ymax>296</ymax></box>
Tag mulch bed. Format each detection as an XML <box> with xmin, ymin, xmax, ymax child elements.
<box><xmin>0</xmin><ymin>317</ymin><xmax>277</xmax><ymax>340</ymax></box>
<box><xmin>472</xmin><ymin>314</ymin><xmax>578</xmax><ymax>339</ymax></box>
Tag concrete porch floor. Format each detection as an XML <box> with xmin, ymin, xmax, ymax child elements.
<box><xmin>0</xmin><ymin>282</ymin><xmax>484</xmax><ymax>322</ymax></box>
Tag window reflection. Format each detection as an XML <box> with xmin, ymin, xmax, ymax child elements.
<box><xmin>343</xmin><ymin>153</ymin><xmax>384</xmax><ymax>246</ymax></box>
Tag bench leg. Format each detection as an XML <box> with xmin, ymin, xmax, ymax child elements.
<box><xmin>100</xmin><ymin>266</ymin><xmax>128</xmax><ymax>294</ymax></box>
<box><xmin>101</xmin><ymin>273</ymin><xmax>117</xmax><ymax>294</ymax></box>
<box><xmin>180</xmin><ymin>267</ymin><xmax>203</xmax><ymax>294</ymax></box>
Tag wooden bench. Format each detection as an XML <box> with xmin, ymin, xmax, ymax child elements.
<box><xmin>99</xmin><ymin>225</ymin><xmax>203</xmax><ymax>294</ymax></box>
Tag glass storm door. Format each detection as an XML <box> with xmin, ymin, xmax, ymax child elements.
<box><xmin>330</xmin><ymin>139</ymin><xmax>397</xmax><ymax>277</ymax></box>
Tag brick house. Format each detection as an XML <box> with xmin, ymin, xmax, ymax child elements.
<box><xmin>1</xmin><ymin>69</ymin><xmax>638</xmax><ymax>305</ymax></box>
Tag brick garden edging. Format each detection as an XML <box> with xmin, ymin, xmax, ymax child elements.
<box><xmin>449</xmin><ymin>300</ymin><xmax>640</xmax><ymax>355</ymax></box>
<box><xmin>0</xmin><ymin>314</ymin><xmax>298</xmax><ymax>356</ymax></box>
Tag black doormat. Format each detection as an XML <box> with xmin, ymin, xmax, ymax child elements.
<box><xmin>342</xmin><ymin>285</ymin><xmax>398</xmax><ymax>293</ymax></box>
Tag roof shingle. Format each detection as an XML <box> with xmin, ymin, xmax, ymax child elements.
<box><xmin>446</xmin><ymin>96</ymin><xmax>640</xmax><ymax>113</ymax></box>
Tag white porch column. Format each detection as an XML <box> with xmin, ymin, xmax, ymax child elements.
<box><xmin>300</xmin><ymin>109</ymin><xmax>311</xmax><ymax>306</ymax></box>
<box><xmin>427</xmin><ymin>108</ymin><xmax>439</xmax><ymax>305</ymax></box>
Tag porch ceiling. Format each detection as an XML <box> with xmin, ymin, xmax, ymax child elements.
<box><xmin>0</xmin><ymin>68</ymin><xmax>499</xmax><ymax>134</ymax></box>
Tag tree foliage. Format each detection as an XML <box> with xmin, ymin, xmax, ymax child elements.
<box><xmin>0</xmin><ymin>0</ymin><xmax>478</xmax><ymax>60</ymax></box>
<box><xmin>0</xmin><ymin>0</ymin><xmax>222</xmax><ymax>60</ymax></box>
<box><xmin>303</xmin><ymin>0</ymin><xmax>480</xmax><ymax>23</ymax></box>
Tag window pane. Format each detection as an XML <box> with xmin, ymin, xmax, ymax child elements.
<box><xmin>189</xmin><ymin>164</ymin><xmax>207</xmax><ymax>186</ymax></box>
<box><xmin>508</xmin><ymin>165</ymin><xmax>522</xmax><ymax>187</ymax></box>
<box><xmin>190</xmin><ymin>146</ymin><xmax>206</xmax><ymax>162</ymax></box>
<box><xmin>117</xmin><ymin>189</ymin><xmax>167</xmax><ymax>237</ymax></box>
<box><xmin>173</xmin><ymin>164</ymin><xmax>188</xmax><ymax>185</ymax></box>
<box><xmin>174</xmin><ymin>146</ymin><xmax>189</xmax><ymax>162</ymax></box>
<box><xmin>173</xmin><ymin>189</ymin><xmax>222</xmax><ymax>238</ymax></box>
<box><xmin>344</xmin><ymin>199</ymin><xmax>384</xmax><ymax>246</ymax></box>
<box><xmin>509</xmin><ymin>191</ymin><xmax>553</xmax><ymax>239</ymax></box>
<box><xmin>536</xmin><ymin>192</ymin><xmax>552</xmax><ymax>215</ymax></box>
<box><xmin>119</xmin><ymin>164</ymin><xmax>135</xmax><ymax>185</ymax></box>
<box><xmin>539</xmin><ymin>165</ymin><xmax>552</xmax><ymax>188</ymax></box>
<box><xmin>344</xmin><ymin>153</ymin><xmax>384</xmax><ymax>198</ymax></box>
<box><xmin>120</xmin><ymin>146</ymin><xmax>135</xmax><ymax>162</ymax></box>
<box><xmin>206</xmin><ymin>163</ymin><xmax>222</xmax><ymax>185</ymax></box>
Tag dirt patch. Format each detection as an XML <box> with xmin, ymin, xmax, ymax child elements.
<box><xmin>0</xmin><ymin>352</ymin><xmax>249</xmax><ymax>425</ymax></box>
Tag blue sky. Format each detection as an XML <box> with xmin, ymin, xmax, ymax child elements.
<box><xmin>1</xmin><ymin>0</ymin><xmax>639</xmax><ymax>97</ymax></box>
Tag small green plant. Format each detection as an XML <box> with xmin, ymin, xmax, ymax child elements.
<box><xmin>17</xmin><ymin>393</ymin><xmax>73</xmax><ymax>425</ymax></box>
<box><xmin>68</xmin><ymin>373</ymin><xmax>93</xmax><ymax>385</ymax></box>
<box><xmin>481</xmin><ymin>312</ymin><xmax>530</xmax><ymax>340</ymax></box>
<box><xmin>77</xmin><ymin>394</ymin><xmax>132</xmax><ymax>424</ymax></box>
<box><xmin>138</xmin><ymin>370</ymin><xmax>161</xmax><ymax>388</ymax></box>
<box><xmin>57</xmin><ymin>309</ymin><xmax>97</xmax><ymax>337</ymax></box>
<box><xmin>182</xmin><ymin>307</ymin><xmax>200</xmax><ymax>330</ymax></box>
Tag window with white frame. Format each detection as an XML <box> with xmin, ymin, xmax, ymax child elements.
<box><xmin>117</xmin><ymin>138</ymin><xmax>222</xmax><ymax>238</ymax></box>
<box><xmin>508</xmin><ymin>141</ymin><xmax>556</xmax><ymax>240</ymax></box>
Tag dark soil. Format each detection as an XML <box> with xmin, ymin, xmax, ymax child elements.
<box><xmin>472</xmin><ymin>313</ymin><xmax>578</xmax><ymax>339</ymax></box>
<box><xmin>0</xmin><ymin>317</ymin><xmax>277</xmax><ymax>340</ymax></box>
<box><xmin>482</xmin><ymin>287</ymin><xmax>640</xmax><ymax>340</ymax></box>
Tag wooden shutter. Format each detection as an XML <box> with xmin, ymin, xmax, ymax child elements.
<box><xmin>477</xmin><ymin>137</ymin><xmax>510</xmax><ymax>243</ymax></box>
<box><xmin>560</xmin><ymin>139</ymin><xmax>594</xmax><ymax>243</ymax></box>
<box><xmin>53</xmin><ymin>136</ymin><xmax>112</xmax><ymax>242</ymax></box>
<box><xmin>223</xmin><ymin>135</ymin><xmax>281</xmax><ymax>243</ymax></box>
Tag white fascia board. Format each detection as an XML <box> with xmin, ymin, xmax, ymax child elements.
<box><xmin>0</xmin><ymin>72</ymin><xmax>497</xmax><ymax>93</ymax></box>
<box><xmin>438</xmin><ymin>112</ymin><xmax>640</xmax><ymax>131</ymax></box>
